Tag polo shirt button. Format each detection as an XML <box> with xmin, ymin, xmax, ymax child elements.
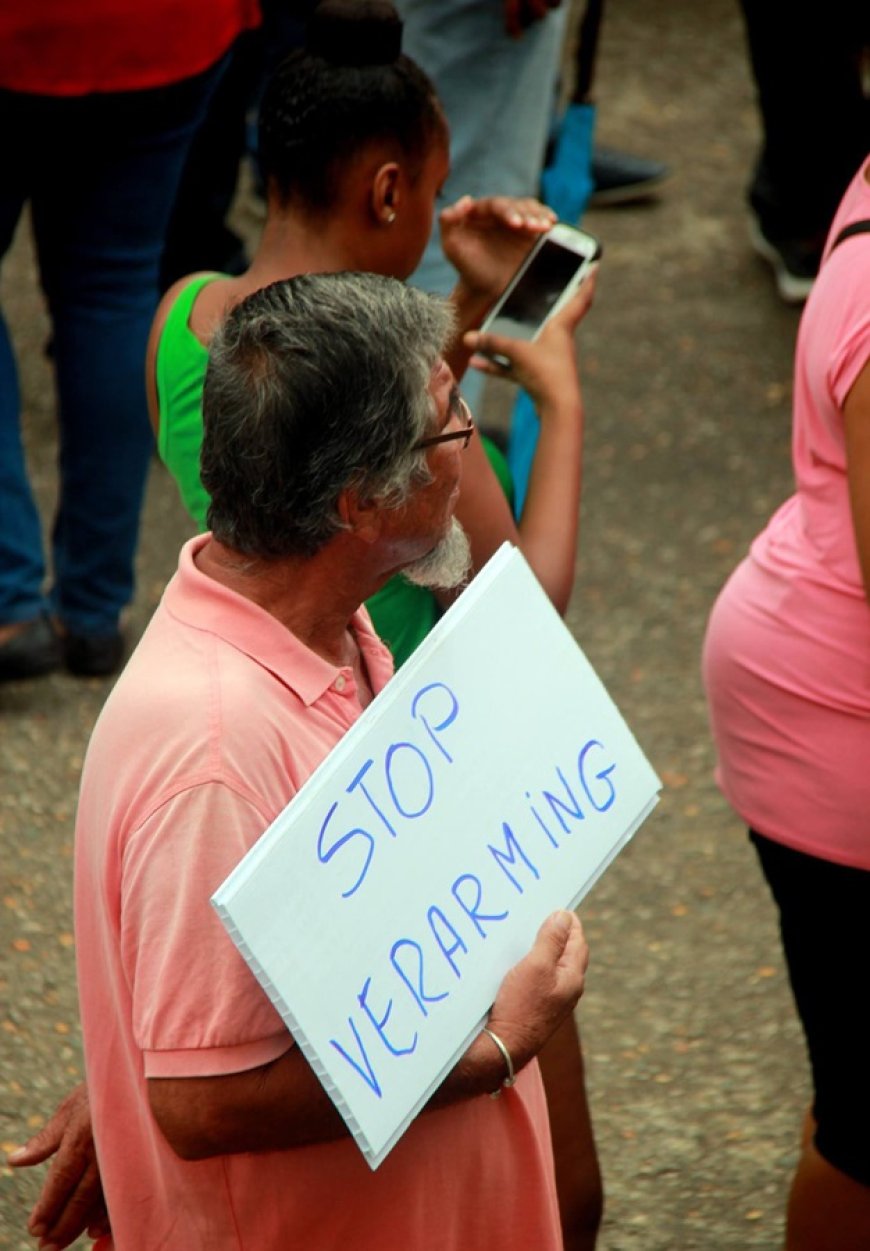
<box><xmin>334</xmin><ymin>674</ymin><xmax>347</xmax><ymax>692</ymax></box>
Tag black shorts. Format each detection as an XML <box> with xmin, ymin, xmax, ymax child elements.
<box><xmin>751</xmin><ymin>830</ymin><xmax>870</xmax><ymax>1187</ymax></box>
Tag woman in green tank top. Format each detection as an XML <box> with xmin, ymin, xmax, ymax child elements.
<box><xmin>146</xmin><ymin>3</ymin><xmax>587</xmax><ymax>669</ymax></box>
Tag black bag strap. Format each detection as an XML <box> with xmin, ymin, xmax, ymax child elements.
<box><xmin>831</xmin><ymin>219</ymin><xmax>870</xmax><ymax>251</ymax></box>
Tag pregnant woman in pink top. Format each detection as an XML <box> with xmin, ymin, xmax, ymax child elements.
<box><xmin>703</xmin><ymin>154</ymin><xmax>870</xmax><ymax>1251</ymax></box>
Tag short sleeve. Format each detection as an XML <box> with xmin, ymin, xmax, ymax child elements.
<box><xmin>829</xmin><ymin>312</ymin><xmax>870</xmax><ymax>410</ymax></box>
<box><xmin>824</xmin><ymin>248</ymin><xmax>870</xmax><ymax>409</ymax></box>
<box><xmin>120</xmin><ymin>780</ymin><xmax>293</xmax><ymax>1078</ymax></box>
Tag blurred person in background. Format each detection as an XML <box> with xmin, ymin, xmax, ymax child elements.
<box><xmin>0</xmin><ymin>0</ymin><xmax>257</xmax><ymax>681</ymax></box>
<box><xmin>739</xmin><ymin>0</ymin><xmax>869</xmax><ymax>303</ymax></box>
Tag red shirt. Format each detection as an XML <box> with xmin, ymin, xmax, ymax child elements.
<box><xmin>0</xmin><ymin>0</ymin><xmax>260</xmax><ymax>95</ymax></box>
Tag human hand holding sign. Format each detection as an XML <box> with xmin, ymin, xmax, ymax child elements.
<box><xmin>426</xmin><ymin>908</ymin><xmax>589</xmax><ymax>1102</ymax></box>
<box><xmin>485</xmin><ymin>909</ymin><xmax>589</xmax><ymax>1076</ymax></box>
<box><xmin>8</xmin><ymin>910</ymin><xmax>588</xmax><ymax>1229</ymax></box>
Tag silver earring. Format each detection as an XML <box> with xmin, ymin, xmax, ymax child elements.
<box><xmin>386</xmin><ymin>210</ymin><xmax>396</xmax><ymax>224</ymax></box>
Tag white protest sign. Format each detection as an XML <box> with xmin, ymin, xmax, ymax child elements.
<box><xmin>212</xmin><ymin>543</ymin><xmax>661</xmax><ymax>1168</ymax></box>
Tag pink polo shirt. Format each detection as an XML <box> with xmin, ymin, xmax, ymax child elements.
<box><xmin>75</xmin><ymin>535</ymin><xmax>562</xmax><ymax>1250</ymax></box>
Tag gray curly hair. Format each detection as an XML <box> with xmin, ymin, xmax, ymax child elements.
<box><xmin>201</xmin><ymin>270</ymin><xmax>455</xmax><ymax>559</ymax></box>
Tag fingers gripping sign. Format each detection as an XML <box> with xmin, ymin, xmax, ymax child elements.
<box><xmin>487</xmin><ymin>910</ymin><xmax>589</xmax><ymax>1075</ymax></box>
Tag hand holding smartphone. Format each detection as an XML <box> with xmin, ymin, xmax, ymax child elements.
<box><xmin>477</xmin><ymin>222</ymin><xmax>601</xmax><ymax>368</ymax></box>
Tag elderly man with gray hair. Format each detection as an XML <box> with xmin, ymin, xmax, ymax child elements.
<box><xmin>63</xmin><ymin>271</ymin><xmax>591</xmax><ymax>1250</ymax></box>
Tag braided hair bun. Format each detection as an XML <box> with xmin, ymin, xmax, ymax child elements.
<box><xmin>306</xmin><ymin>0</ymin><xmax>403</xmax><ymax>67</ymax></box>
<box><xmin>259</xmin><ymin>0</ymin><xmax>442</xmax><ymax>211</ymax></box>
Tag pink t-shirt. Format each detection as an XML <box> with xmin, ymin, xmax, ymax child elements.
<box><xmin>703</xmin><ymin>158</ymin><xmax>870</xmax><ymax>869</ymax></box>
<box><xmin>75</xmin><ymin>535</ymin><xmax>562</xmax><ymax>1250</ymax></box>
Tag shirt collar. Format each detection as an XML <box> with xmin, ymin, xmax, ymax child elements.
<box><xmin>162</xmin><ymin>535</ymin><xmax>394</xmax><ymax>706</ymax></box>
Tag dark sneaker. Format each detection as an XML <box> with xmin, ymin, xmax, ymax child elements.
<box><xmin>0</xmin><ymin>615</ymin><xmax>62</xmax><ymax>682</ymax></box>
<box><xmin>588</xmin><ymin>146</ymin><xmax>671</xmax><ymax>207</ymax></box>
<box><xmin>64</xmin><ymin>629</ymin><xmax>125</xmax><ymax>678</ymax></box>
<box><xmin>749</xmin><ymin>217</ymin><xmax>821</xmax><ymax>304</ymax></box>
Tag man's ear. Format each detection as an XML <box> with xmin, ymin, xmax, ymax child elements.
<box><xmin>370</xmin><ymin>161</ymin><xmax>402</xmax><ymax>226</ymax></box>
<box><xmin>337</xmin><ymin>487</ymin><xmax>383</xmax><ymax>545</ymax></box>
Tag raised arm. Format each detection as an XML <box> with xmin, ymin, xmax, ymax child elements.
<box><xmin>843</xmin><ymin>357</ymin><xmax>870</xmax><ymax>603</ymax></box>
<box><xmin>449</xmin><ymin>273</ymin><xmax>596</xmax><ymax>614</ymax></box>
<box><xmin>148</xmin><ymin>910</ymin><xmax>588</xmax><ymax>1160</ymax></box>
<box><xmin>439</xmin><ymin>194</ymin><xmax>555</xmax><ymax>381</ymax></box>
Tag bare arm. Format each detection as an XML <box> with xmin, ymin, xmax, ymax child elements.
<box><xmin>449</xmin><ymin>273</ymin><xmax>596</xmax><ymax>614</ymax></box>
<box><xmin>145</xmin><ymin>272</ymin><xmax>220</xmax><ymax>439</ymax></box>
<box><xmin>10</xmin><ymin>919</ymin><xmax>592</xmax><ymax>1240</ymax></box>
<box><xmin>843</xmin><ymin>358</ymin><xmax>870</xmax><ymax>603</ymax></box>
<box><xmin>149</xmin><ymin>910</ymin><xmax>588</xmax><ymax>1161</ymax></box>
<box><xmin>538</xmin><ymin>1016</ymin><xmax>603</xmax><ymax>1251</ymax></box>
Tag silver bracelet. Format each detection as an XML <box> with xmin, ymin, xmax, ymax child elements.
<box><xmin>482</xmin><ymin>1026</ymin><xmax>516</xmax><ymax>1098</ymax></box>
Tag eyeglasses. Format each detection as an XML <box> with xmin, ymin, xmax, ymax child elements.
<box><xmin>413</xmin><ymin>396</ymin><xmax>476</xmax><ymax>451</ymax></box>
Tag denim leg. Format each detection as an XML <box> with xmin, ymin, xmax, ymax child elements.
<box><xmin>0</xmin><ymin>150</ymin><xmax>48</xmax><ymax>625</ymax></box>
<box><xmin>398</xmin><ymin>0</ymin><xmax>568</xmax><ymax>299</ymax></box>
<box><xmin>27</xmin><ymin>64</ymin><xmax>224</xmax><ymax>635</ymax></box>
<box><xmin>397</xmin><ymin>0</ymin><xmax>567</xmax><ymax>413</ymax></box>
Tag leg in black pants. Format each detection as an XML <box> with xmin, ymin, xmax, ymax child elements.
<box><xmin>737</xmin><ymin>0</ymin><xmax>870</xmax><ymax>297</ymax></box>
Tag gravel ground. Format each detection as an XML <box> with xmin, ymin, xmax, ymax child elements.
<box><xmin>1</xmin><ymin>1</ymin><xmax>811</xmax><ymax>1247</ymax></box>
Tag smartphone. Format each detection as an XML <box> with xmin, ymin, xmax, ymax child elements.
<box><xmin>478</xmin><ymin>223</ymin><xmax>601</xmax><ymax>366</ymax></box>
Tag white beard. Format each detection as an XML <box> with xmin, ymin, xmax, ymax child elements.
<box><xmin>402</xmin><ymin>518</ymin><xmax>472</xmax><ymax>590</ymax></box>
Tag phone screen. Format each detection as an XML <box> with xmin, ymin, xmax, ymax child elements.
<box><xmin>488</xmin><ymin>239</ymin><xmax>591</xmax><ymax>339</ymax></box>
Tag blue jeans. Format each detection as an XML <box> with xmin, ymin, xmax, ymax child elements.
<box><xmin>396</xmin><ymin>0</ymin><xmax>567</xmax><ymax>414</ymax></box>
<box><xmin>0</xmin><ymin>60</ymin><xmax>224</xmax><ymax>634</ymax></box>
<box><xmin>397</xmin><ymin>0</ymin><xmax>567</xmax><ymax>296</ymax></box>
